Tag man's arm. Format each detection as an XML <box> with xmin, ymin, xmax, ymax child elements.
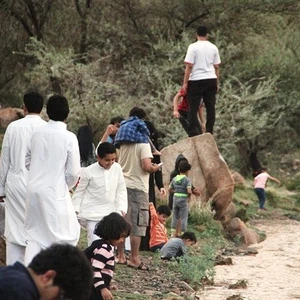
<box><xmin>182</xmin><ymin>63</ymin><xmax>193</xmax><ymax>90</ymax></box>
<box><xmin>65</xmin><ymin>136</ymin><xmax>81</xmax><ymax>189</ymax></box>
<box><xmin>214</xmin><ymin>64</ymin><xmax>220</xmax><ymax>92</ymax></box>
<box><xmin>0</xmin><ymin>128</ymin><xmax>11</xmax><ymax>197</ymax></box>
<box><xmin>141</xmin><ymin>157</ymin><xmax>160</xmax><ymax>173</ymax></box>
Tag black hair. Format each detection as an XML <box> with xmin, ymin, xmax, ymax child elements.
<box><xmin>197</xmin><ymin>25</ymin><xmax>208</xmax><ymax>37</ymax></box>
<box><xmin>178</xmin><ymin>160</ymin><xmax>191</xmax><ymax>173</ymax></box>
<box><xmin>46</xmin><ymin>94</ymin><xmax>69</xmax><ymax>121</ymax></box>
<box><xmin>28</xmin><ymin>244</ymin><xmax>93</xmax><ymax>300</ymax></box>
<box><xmin>157</xmin><ymin>205</ymin><xmax>171</xmax><ymax>217</ymax></box>
<box><xmin>180</xmin><ymin>231</ymin><xmax>197</xmax><ymax>243</ymax></box>
<box><xmin>129</xmin><ymin>106</ymin><xmax>146</xmax><ymax>119</ymax></box>
<box><xmin>23</xmin><ymin>92</ymin><xmax>44</xmax><ymax>114</ymax></box>
<box><xmin>94</xmin><ymin>212</ymin><xmax>131</xmax><ymax>241</ymax></box>
<box><xmin>110</xmin><ymin>116</ymin><xmax>124</xmax><ymax>125</ymax></box>
<box><xmin>97</xmin><ymin>142</ymin><xmax>116</xmax><ymax>158</ymax></box>
<box><xmin>77</xmin><ymin>125</ymin><xmax>94</xmax><ymax>161</ymax></box>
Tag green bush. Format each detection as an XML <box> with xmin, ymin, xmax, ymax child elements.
<box><xmin>167</xmin><ymin>244</ymin><xmax>216</xmax><ymax>287</ymax></box>
<box><xmin>285</xmin><ymin>178</ymin><xmax>300</xmax><ymax>191</ymax></box>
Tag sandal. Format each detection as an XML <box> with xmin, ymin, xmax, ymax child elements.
<box><xmin>127</xmin><ymin>262</ymin><xmax>149</xmax><ymax>271</ymax></box>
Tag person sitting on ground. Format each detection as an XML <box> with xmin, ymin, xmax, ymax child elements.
<box><xmin>0</xmin><ymin>243</ymin><xmax>93</xmax><ymax>300</ymax></box>
<box><xmin>149</xmin><ymin>203</ymin><xmax>171</xmax><ymax>252</ymax></box>
<box><xmin>77</xmin><ymin>124</ymin><xmax>96</xmax><ymax>167</ymax></box>
<box><xmin>85</xmin><ymin>212</ymin><xmax>131</xmax><ymax>300</ymax></box>
<box><xmin>173</xmin><ymin>87</ymin><xmax>205</xmax><ymax>134</ymax></box>
<box><xmin>169</xmin><ymin>160</ymin><xmax>192</xmax><ymax>237</ymax></box>
<box><xmin>114</xmin><ymin>107</ymin><xmax>161</xmax><ymax>155</ymax></box>
<box><xmin>253</xmin><ymin>167</ymin><xmax>281</xmax><ymax>211</ymax></box>
<box><xmin>160</xmin><ymin>231</ymin><xmax>197</xmax><ymax>260</ymax></box>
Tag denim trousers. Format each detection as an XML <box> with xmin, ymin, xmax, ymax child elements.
<box><xmin>254</xmin><ymin>188</ymin><xmax>266</xmax><ymax>209</ymax></box>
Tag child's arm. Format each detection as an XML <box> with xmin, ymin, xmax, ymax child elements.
<box><xmin>173</xmin><ymin>92</ymin><xmax>182</xmax><ymax>118</ymax></box>
<box><xmin>269</xmin><ymin>175</ymin><xmax>281</xmax><ymax>185</ymax></box>
<box><xmin>149</xmin><ymin>202</ymin><xmax>158</xmax><ymax>221</ymax></box>
<box><xmin>198</xmin><ymin>104</ymin><xmax>205</xmax><ymax>133</ymax></box>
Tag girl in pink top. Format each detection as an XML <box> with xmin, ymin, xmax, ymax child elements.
<box><xmin>253</xmin><ymin>168</ymin><xmax>281</xmax><ymax>210</ymax></box>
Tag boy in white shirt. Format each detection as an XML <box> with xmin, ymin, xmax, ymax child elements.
<box><xmin>72</xmin><ymin>142</ymin><xmax>127</xmax><ymax>245</ymax></box>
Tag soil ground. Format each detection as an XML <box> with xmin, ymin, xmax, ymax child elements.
<box><xmin>112</xmin><ymin>215</ymin><xmax>300</xmax><ymax>299</ymax></box>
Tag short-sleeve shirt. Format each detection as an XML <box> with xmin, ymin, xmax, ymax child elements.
<box><xmin>254</xmin><ymin>172</ymin><xmax>270</xmax><ymax>189</ymax></box>
<box><xmin>184</xmin><ymin>40</ymin><xmax>221</xmax><ymax>81</ymax></box>
<box><xmin>118</xmin><ymin>143</ymin><xmax>153</xmax><ymax>193</ymax></box>
<box><xmin>169</xmin><ymin>175</ymin><xmax>191</xmax><ymax>197</ymax></box>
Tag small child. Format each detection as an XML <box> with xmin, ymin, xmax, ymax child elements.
<box><xmin>169</xmin><ymin>160</ymin><xmax>192</xmax><ymax>237</ymax></box>
<box><xmin>253</xmin><ymin>167</ymin><xmax>281</xmax><ymax>211</ymax></box>
<box><xmin>149</xmin><ymin>202</ymin><xmax>171</xmax><ymax>252</ymax></box>
<box><xmin>173</xmin><ymin>88</ymin><xmax>205</xmax><ymax>134</ymax></box>
<box><xmin>84</xmin><ymin>212</ymin><xmax>131</xmax><ymax>300</ymax></box>
<box><xmin>160</xmin><ymin>231</ymin><xmax>197</xmax><ymax>260</ymax></box>
<box><xmin>114</xmin><ymin>107</ymin><xmax>161</xmax><ymax>155</ymax></box>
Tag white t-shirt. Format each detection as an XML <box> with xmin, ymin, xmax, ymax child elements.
<box><xmin>184</xmin><ymin>40</ymin><xmax>221</xmax><ymax>81</ymax></box>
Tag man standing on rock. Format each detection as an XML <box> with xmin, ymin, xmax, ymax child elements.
<box><xmin>182</xmin><ymin>25</ymin><xmax>221</xmax><ymax>136</ymax></box>
<box><xmin>24</xmin><ymin>94</ymin><xmax>81</xmax><ymax>265</ymax></box>
<box><xmin>0</xmin><ymin>92</ymin><xmax>46</xmax><ymax>265</ymax></box>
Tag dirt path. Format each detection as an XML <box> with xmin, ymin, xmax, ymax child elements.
<box><xmin>200</xmin><ymin>218</ymin><xmax>300</xmax><ymax>300</ymax></box>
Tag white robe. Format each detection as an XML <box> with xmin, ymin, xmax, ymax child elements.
<box><xmin>25</xmin><ymin>120</ymin><xmax>81</xmax><ymax>248</ymax></box>
<box><xmin>0</xmin><ymin>115</ymin><xmax>46</xmax><ymax>245</ymax></box>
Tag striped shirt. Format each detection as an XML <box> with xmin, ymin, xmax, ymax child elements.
<box><xmin>85</xmin><ymin>239</ymin><xmax>115</xmax><ymax>291</ymax></box>
<box><xmin>149</xmin><ymin>203</ymin><xmax>168</xmax><ymax>248</ymax></box>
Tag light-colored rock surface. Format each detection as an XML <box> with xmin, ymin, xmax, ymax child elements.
<box><xmin>200</xmin><ymin>218</ymin><xmax>300</xmax><ymax>300</ymax></box>
<box><xmin>161</xmin><ymin>133</ymin><xmax>234</xmax><ymax>221</ymax></box>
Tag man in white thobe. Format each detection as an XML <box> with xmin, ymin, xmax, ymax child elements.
<box><xmin>0</xmin><ymin>92</ymin><xmax>46</xmax><ymax>265</ymax></box>
<box><xmin>24</xmin><ymin>95</ymin><xmax>81</xmax><ymax>265</ymax></box>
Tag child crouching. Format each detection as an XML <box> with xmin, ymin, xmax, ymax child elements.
<box><xmin>160</xmin><ymin>231</ymin><xmax>197</xmax><ymax>260</ymax></box>
<box><xmin>85</xmin><ymin>212</ymin><xmax>131</xmax><ymax>300</ymax></box>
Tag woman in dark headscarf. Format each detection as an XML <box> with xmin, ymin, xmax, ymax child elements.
<box><xmin>77</xmin><ymin>125</ymin><xmax>96</xmax><ymax>167</ymax></box>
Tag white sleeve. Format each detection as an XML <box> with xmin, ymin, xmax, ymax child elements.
<box><xmin>72</xmin><ymin>168</ymin><xmax>89</xmax><ymax>213</ymax></box>
<box><xmin>114</xmin><ymin>164</ymin><xmax>128</xmax><ymax>214</ymax></box>
<box><xmin>184</xmin><ymin>45</ymin><xmax>195</xmax><ymax>65</ymax></box>
<box><xmin>0</xmin><ymin>128</ymin><xmax>11</xmax><ymax>196</ymax></box>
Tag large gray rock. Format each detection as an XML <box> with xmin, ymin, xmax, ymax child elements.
<box><xmin>161</xmin><ymin>133</ymin><xmax>234</xmax><ymax>221</ymax></box>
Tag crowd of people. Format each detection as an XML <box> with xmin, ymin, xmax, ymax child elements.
<box><xmin>0</xmin><ymin>25</ymin><xmax>280</xmax><ymax>299</ymax></box>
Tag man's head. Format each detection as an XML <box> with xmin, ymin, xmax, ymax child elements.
<box><xmin>23</xmin><ymin>92</ymin><xmax>44</xmax><ymax>114</ymax></box>
<box><xmin>178</xmin><ymin>160</ymin><xmax>191</xmax><ymax>174</ymax></box>
<box><xmin>197</xmin><ymin>25</ymin><xmax>208</xmax><ymax>37</ymax></box>
<box><xmin>28</xmin><ymin>244</ymin><xmax>93</xmax><ymax>300</ymax></box>
<box><xmin>97</xmin><ymin>142</ymin><xmax>116</xmax><ymax>169</ymax></box>
<box><xmin>46</xmin><ymin>95</ymin><xmax>69</xmax><ymax>121</ymax></box>
<box><xmin>157</xmin><ymin>205</ymin><xmax>171</xmax><ymax>225</ymax></box>
<box><xmin>129</xmin><ymin>107</ymin><xmax>146</xmax><ymax>119</ymax></box>
<box><xmin>180</xmin><ymin>231</ymin><xmax>197</xmax><ymax>246</ymax></box>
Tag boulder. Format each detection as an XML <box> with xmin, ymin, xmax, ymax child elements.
<box><xmin>230</xmin><ymin>170</ymin><xmax>246</xmax><ymax>187</ymax></box>
<box><xmin>161</xmin><ymin>133</ymin><xmax>234</xmax><ymax>221</ymax></box>
<box><xmin>0</xmin><ymin>107</ymin><xmax>24</xmax><ymax>128</ymax></box>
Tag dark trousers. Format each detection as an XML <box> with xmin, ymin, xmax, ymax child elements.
<box><xmin>187</xmin><ymin>79</ymin><xmax>217</xmax><ymax>136</ymax></box>
<box><xmin>179</xmin><ymin>111</ymin><xmax>201</xmax><ymax>135</ymax></box>
<box><xmin>254</xmin><ymin>188</ymin><xmax>266</xmax><ymax>209</ymax></box>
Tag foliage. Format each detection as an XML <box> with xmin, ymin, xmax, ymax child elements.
<box><xmin>167</xmin><ymin>244</ymin><xmax>216</xmax><ymax>287</ymax></box>
<box><xmin>0</xmin><ymin>0</ymin><xmax>300</xmax><ymax>173</ymax></box>
<box><xmin>285</xmin><ymin>177</ymin><xmax>300</xmax><ymax>192</ymax></box>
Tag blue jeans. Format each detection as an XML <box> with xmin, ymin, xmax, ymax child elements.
<box><xmin>255</xmin><ymin>188</ymin><xmax>266</xmax><ymax>209</ymax></box>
